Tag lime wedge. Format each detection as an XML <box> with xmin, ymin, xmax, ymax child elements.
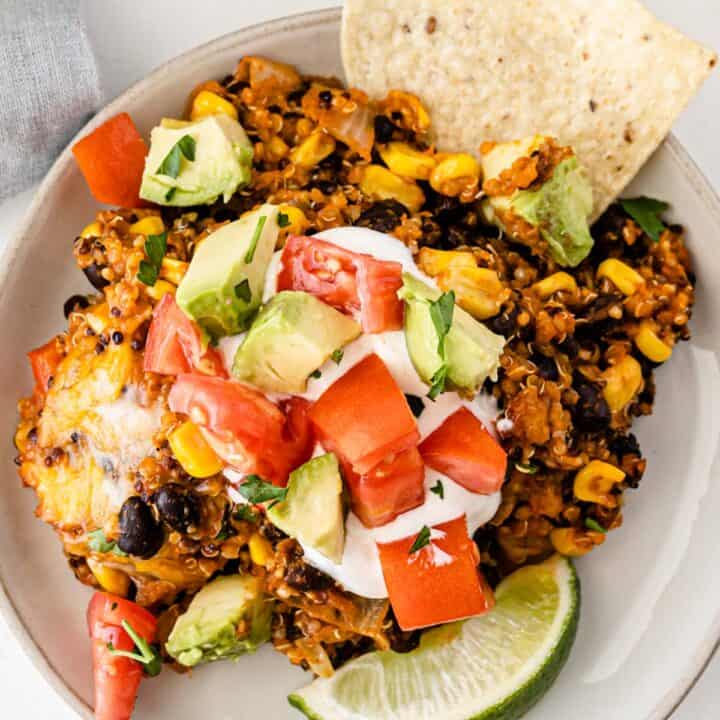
<box><xmin>289</xmin><ymin>554</ymin><xmax>579</xmax><ymax>720</ymax></box>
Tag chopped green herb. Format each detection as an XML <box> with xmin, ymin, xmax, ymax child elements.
<box><xmin>215</xmin><ymin>528</ymin><xmax>231</xmax><ymax>541</ymax></box>
<box><xmin>234</xmin><ymin>278</ymin><xmax>252</xmax><ymax>302</ymax></box>
<box><xmin>238</xmin><ymin>475</ymin><xmax>288</xmax><ymax>504</ymax></box>
<box><xmin>309</xmin><ymin>369</ymin><xmax>322</xmax><ymax>379</ymax></box>
<box><xmin>145</xmin><ymin>232</ymin><xmax>167</xmax><ymax>267</ymax></box>
<box><xmin>404</xmin><ymin>393</ymin><xmax>425</xmax><ymax>417</ymax></box>
<box><xmin>277</xmin><ymin>212</ymin><xmax>291</xmax><ymax>228</ymax></box>
<box><xmin>234</xmin><ymin>505</ymin><xmax>259</xmax><ymax>523</ymax></box>
<box><xmin>427</xmin><ymin>364</ymin><xmax>448</xmax><ymax>401</ymax></box>
<box><xmin>620</xmin><ymin>197</ymin><xmax>669</xmax><ymax>242</ymax></box>
<box><xmin>409</xmin><ymin>525</ymin><xmax>432</xmax><ymax>554</ymax></box>
<box><xmin>88</xmin><ymin>529</ymin><xmax>116</xmax><ymax>554</ymax></box>
<box><xmin>429</xmin><ymin>291</ymin><xmax>455</xmax><ymax>355</ymax></box>
<box><xmin>106</xmin><ymin>620</ymin><xmax>162</xmax><ymax>677</ymax></box>
<box><xmin>430</xmin><ymin>480</ymin><xmax>445</xmax><ymax>499</ymax></box>
<box><xmin>585</xmin><ymin>518</ymin><xmax>607</xmax><ymax>534</ymax></box>
<box><xmin>156</xmin><ymin>134</ymin><xmax>196</xmax><ymax>178</ymax></box>
<box><xmin>165</xmin><ymin>187</ymin><xmax>177</xmax><ymax>202</ymax></box>
<box><xmin>244</xmin><ymin>215</ymin><xmax>267</xmax><ymax>264</ymax></box>
<box><xmin>515</xmin><ymin>462</ymin><xmax>539</xmax><ymax>475</ymax></box>
<box><xmin>137</xmin><ymin>260</ymin><xmax>159</xmax><ymax>286</ymax></box>
<box><xmin>331</xmin><ymin>349</ymin><xmax>344</xmax><ymax>364</ymax></box>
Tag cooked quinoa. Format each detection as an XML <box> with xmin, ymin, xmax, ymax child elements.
<box><xmin>15</xmin><ymin>55</ymin><xmax>695</xmax><ymax>675</ymax></box>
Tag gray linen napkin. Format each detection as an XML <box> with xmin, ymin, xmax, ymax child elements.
<box><xmin>0</xmin><ymin>0</ymin><xmax>102</xmax><ymax>200</ymax></box>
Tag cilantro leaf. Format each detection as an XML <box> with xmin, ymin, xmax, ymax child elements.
<box><xmin>404</xmin><ymin>393</ymin><xmax>425</xmax><ymax>417</ymax></box>
<box><xmin>234</xmin><ymin>278</ymin><xmax>252</xmax><ymax>303</ymax></box>
<box><xmin>245</xmin><ymin>215</ymin><xmax>267</xmax><ymax>264</ymax></box>
<box><xmin>238</xmin><ymin>475</ymin><xmax>287</xmax><ymax>504</ymax></box>
<box><xmin>429</xmin><ymin>291</ymin><xmax>455</xmax><ymax>354</ymax></box>
<box><xmin>620</xmin><ymin>197</ymin><xmax>669</xmax><ymax>242</ymax></box>
<box><xmin>137</xmin><ymin>261</ymin><xmax>159</xmax><ymax>286</ymax></box>
<box><xmin>427</xmin><ymin>364</ymin><xmax>448</xmax><ymax>401</ymax></box>
<box><xmin>331</xmin><ymin>349</ymin><xmax>344</xmax><ymax>364</ymax></box>
<box><xmin>156</xmin><ymin>134</ymin><xmax>196</xmax><ymax>178</ymax></box>
<box><xmin>108</xmin><ymin>620</ymin><xmax>162</xmax><ymax>677</ymax></box>
<box><xmin>309</xmin><ymin>369</ymin><xmax>322</xmax><ymax>379</ymax></box>
<box><xmin>145</xmin><ymin>232</ymin><xmax>167</xmax><ymax>267</ymax></box>
<box><xmin>277</xmin><ymin>212</ymin><xmax>291</xmax><ymax>228</ymax></box>
<box><xmin>430</xmin><ymin>480</ymin><xmax>444</xmax><ymax>499</ymax></box>
<box><xmin>585</xmin><ymin>518</ymin><xmax>607</xmax><ymax>534</ymax></box>
<box><xmin>409</xmin><ymin>525</ymin><xmax>432</xmax><ymax>554</ymax></box>
<box><xmin>234</xmin><ymin>505</ymin><xmax>259</xmax><ymax>523</ymax></box>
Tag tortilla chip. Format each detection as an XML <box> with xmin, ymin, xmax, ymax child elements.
<box><xmin>342</xmin><ymin>0</ymin><xmax>716</xmax><ymax>218</ymax></box>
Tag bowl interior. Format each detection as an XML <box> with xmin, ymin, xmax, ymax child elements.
<box><xmin>0</xmin><ymin>9</ymin><xmax>718</xmax><ymax>720</ymax></box>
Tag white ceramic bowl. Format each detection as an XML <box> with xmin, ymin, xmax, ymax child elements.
<box><xmin>1</xmin><ymin>9</ymin><xmax>719</xmax><ymax>720</ymax></box>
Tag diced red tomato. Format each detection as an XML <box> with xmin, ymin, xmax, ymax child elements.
<box><xmin>27</xmin><ymin>337</ymin><xmax>64</xmax><ymax>395</ymax></box>
<box><xmin>87</xmin><ymin>592</ymin><xmax>157</xmax><ymax>720</ymax></box>
<box><xmin>277</xmin><ymin>235</ymin><xmax>404</xmax><ymax>333</ymax></box>
<box><xmin>419</xmin><ymin>407</ymin><xmax>507</xmax><ymax>494</ymax></box>
<box><xmin>144</xmin><ymin>294</ymin><xmax>226</xmax><ymax>377</ymax></box>
<box><xmin>309</xmin><ymin>353</ymin><xmax>420</xmax><ymax>474</ymax></box>
<box><xmin>168</xmin><ymin>375</ymin><xmax>313</xmax><ymax>485</ymax></box>
<box><xmin>72</xmin><ymin>113</ymin><xmax>148</xmax><ymax>209</ymax></box>
<box><xmin>377</xmin><ymin>515</ymin><xmax>495</xmax><ymax>631</ymax></box>
<box><xmin>342</xmin><ymin>447</ymin><xmax>425</xmax><ymax>528</ymax></box>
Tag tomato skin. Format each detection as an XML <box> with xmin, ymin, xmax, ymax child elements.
<box><xmin>72</xmin><ymin>113</ymin><xmax>148</xmax><ymax>209</ymax></box>
<box><xmin>309</xmin><ymin>353</ymin><xmax>420</xmax><ymax>474</ymax></box>
<box><xmin>342</xmin><ymin>447</ymin><xmax>425</xmax><ymax>528</ymax></box>
<box><xmin>377</xmin><ymin>515</ymin><xmax>495</xmax><ymax>631</ymax></box>
<box><xmin>169</xmin><ymin>376</ymin><xmax>313</xmax><ymax>485</ymax></box>
<box><xmin>27</xmin><ymin>337</ymin><xmax>64</xmax><ymax>395</ymax></box>
<box><xmin>87</xmin><ymin>593</ymin><xmax>157</xmax><ymax>720</ymax></box>
<box><xmin>144</xmin><ymin>294</ymin><xmax>226</xmax><ymax>377</ymax></box>
<box><xmin>419</xmin><ymin>407</ymin><xmax>507</xmax><ymax>494</ymax></box>
<box><xmin>277</xmin><ymin>235</ymin><xmax>403</xmax><ymax>333</ymax></box>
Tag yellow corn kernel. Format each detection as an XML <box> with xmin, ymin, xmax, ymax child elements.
<box><xmin>160</xmin><ymin>257</ymin><xmax>189</xmax><ymax>285</ymax></box>
<box><xmin>290</xmin><ymin>130</ymin><xmax>336</xmax><ymax>169</ymax></box>
<box><xmin>438</xmin><ymin>266</ymin><xmax>507</xmax><ymax>320</ymax></box>
<box><xmin>429</xmin><ymin>153</ymin><xmax>481</xmax><ymax>197</ymax></box>
<box><xmin>378</xmin><ymin>142</ymin><xmax>437</xmax><ymax>180</ymax></box>
<box><xmin>602</xmin><ymin>355</ymin><xmax>643</xmax><ymax>412</ymax></box>
<box><xmin>145</xmin><ymin>280</ymin><xmax>176</xmax><ymax>301</ymax></box>
<box><xmin>169</xmin><ymin>421</ymin><xmax>224</xmax><ymax>478</ymax></box>
<box><xmin>190</xmin><ymin>90</ymin><xmax>238</xmax><ymax>121</ymax></box>
<box><xmin>129</xmin><ymin>216</ymin><xmax>165</xmax><ymax>236</ymax></box>
<box><xmin>360</xmin><ymin>165</ymin><xmax>425</xmax><ymax>213</ymax></box>
<box><xmin>279</xmin><ymin>205</ymin><xmax>309</xmax><ymax>235</ymax></box>
<box><xmin>81</xmin><ymin>221</ymin><xmax>102</xmax><ymax>238</ymax></box>
<box><xmin>418</xmin><ymin>247</ymin><xmax>476</xmax><ymax>277</ymax></box>
<box><xmin>87</xmin><ymin>558</ymin><xmax>130</xmax><ymax>596</ymax></box>
<box><xmin>532</xmin><ymin>271</ymin><xmax>578</xmax><ymax>299</ymax></box>
<box><xmin>635</xmin><ymin>322</ymin><xmax>672</xmax><ymax>363</ymax></box>
<box><xmin>248</xmin><ymin>533</ymin><xmax>273</xmax><ymax>567</ymax></box>
<box><xmin>596</xmin><ymin>259</ymin><xmax>645</xmax><ymax>296</ymax></box>
<box><xmin>266</xmin><ymin>135</ymin><xmax>290</xmax><ymax>162</ymax></box>
<box><xmin>550</xmin><ymin>528</ymin><xmax>605</xmax><ymax>557</ymax></box>
<box><xmin>573</xmin><ymin>460</ymin><xmax>626</xmax><ymax>508</ymax></box>
<box><xmin>160</xmin><ymin>117</ymin><xmax>192</xmax><ymax>129</ymax></box>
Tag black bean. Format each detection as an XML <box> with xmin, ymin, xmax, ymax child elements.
<box><xmin>268</xmin><ymin>104</ymin><xmax>282</xmax><ymax>114</ymax></box>
<box><xmin>313</xmin><ymin>180</ymin><xmax>337</xmax><ymax>195</ymax></box>
<box><xmin>485</xmin><ymin>309</ymin><xmax>517</xmax><ymax>339</ymax></box>
<box><xmin>110</xmin><ymin>306</ymin><xmax>122</xmax><ymax>318</ymax></box>
<box><xmin>117</xmin><ymin>497</ymin><xmax>164</xmax><ymax>558</ymax></box>
<box><xmin>609</xmin><ymin>432</ymin><xmax>641</xmax><ymax>458</ymax></box>
<box><xmin>573</xmin><ymin>382</ymin><xmax>611</xmax><ymax>432</ymax></box>
<box><xmin>530</xmin><ymin>353</ymin><xmax>559</xmax><ymax>381</ymax></box>
<box><xmin>111</xmin><ymin>331</ymin><xmax>124</xmax><ymax>345</ymax></box>
<box><xmin>63</xmin><ymin>294</ymin><xmax>90</xmax><ymax>319</ymax></box>
<box><xmin>94</xmin><ymin>342</ymin><xmax>105</xmax><ymax>355</ymax></box>
<box><xmin>259</xmin><ymin>522</ymin><xmax>287</xmax><ymax>544</ymax></box>
<box><xmin>374</xmin><ymin>115</ymin><xmax>398</xmax><ymax>144</ymax></box>
<box><xmin>154</xmin><ymin>484</ymin><xmax>200</xmax><ymax>533</ymax></box>
<box><xmin>560</xmin><ymin>336</ymin><xmax>580</xmax><ymax>359</ymax></box>
<box><xmin>285</xmin><ymin>560</ymin><xmax>333</xmax><ymax>591</ymax></box>
<box><xmin>318</xmin><ymin>90</ymin><xmax>333</xmax><ymax>109</ymax></box>
<box><xmin>27</xmin><ymin>427</ymin><xmax>38</xmax><ymax>443</ymax></box>
<box><xmin>355</xmin><ymin>200</ymin><xmax>408</xmax><ymax>233</ymax></box>
<box><xmin>83</xmin><ymin>263</ymin><xmax>109</xmax><ymax>290</ymax></box>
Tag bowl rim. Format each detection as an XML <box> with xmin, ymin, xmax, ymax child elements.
<box><xmin>1</xmin><ymin>6</ymin><xmax>719</xmax><ymax>719</ymax></box>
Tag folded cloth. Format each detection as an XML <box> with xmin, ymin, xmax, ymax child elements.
<box><xmin>0</xmin><ymin>0</ymin><xmax>102</xmax><ymax>201</ymax></box>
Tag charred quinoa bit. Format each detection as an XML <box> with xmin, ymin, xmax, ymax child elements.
<box><xmin>15</xmin><ymin>57</ymin><xmax>695</xmax><ymax>674</ymax></box>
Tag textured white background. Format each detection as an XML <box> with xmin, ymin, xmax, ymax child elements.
<box><xmin>0</xmin><ymin>1</ymin><xmax>717</xmax><ymax>717</ymax></box>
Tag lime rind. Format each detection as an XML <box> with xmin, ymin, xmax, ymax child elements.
<box><xmin>289</xmin><ymin>555</ymin><xmax>580</xmax><ymax>720</ymax></box>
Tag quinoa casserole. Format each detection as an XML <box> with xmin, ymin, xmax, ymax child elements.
<box><xmin>14</xmin><ymin>53</ymin><xmax>698</xmax><ymax>719</ymax></box>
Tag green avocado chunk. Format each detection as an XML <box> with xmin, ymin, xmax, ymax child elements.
<box><xmin>139</xmin><ymin>114</ymin><xmax>253</xmax><ymax>206</ymax></box>
<box><xmin>232</xmin><ymin>291</ymin><xmax>361</xmax><ymax>393</ymax></box>
<box><xmin>480</xmin><ymin>136</ymin><xmax>593</xmax><ymax>267</ymax></box>
<box><xmin>176</xmin><ymin>204</ymin><xmax>281</xmax><ymax>340</ymax></box>
<box><xmin>166</xmin><ymin>574</ymin><xmax>272</xmax><ymax>667</ymax></box>
<box><xmin>398</xmin><ymin>273</ymin><xmax>505</xmax><ymax>395</ymax></box>
<box><xmin>267</xmin><ymin>453</ymin><xmax>345</xmax><ymax>563</ymax></box>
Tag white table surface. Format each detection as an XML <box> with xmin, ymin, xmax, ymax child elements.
<box><xmin>0</xmin><ymin>1</ymin><xmax>718</xmax><ymax>717</ymax></box>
